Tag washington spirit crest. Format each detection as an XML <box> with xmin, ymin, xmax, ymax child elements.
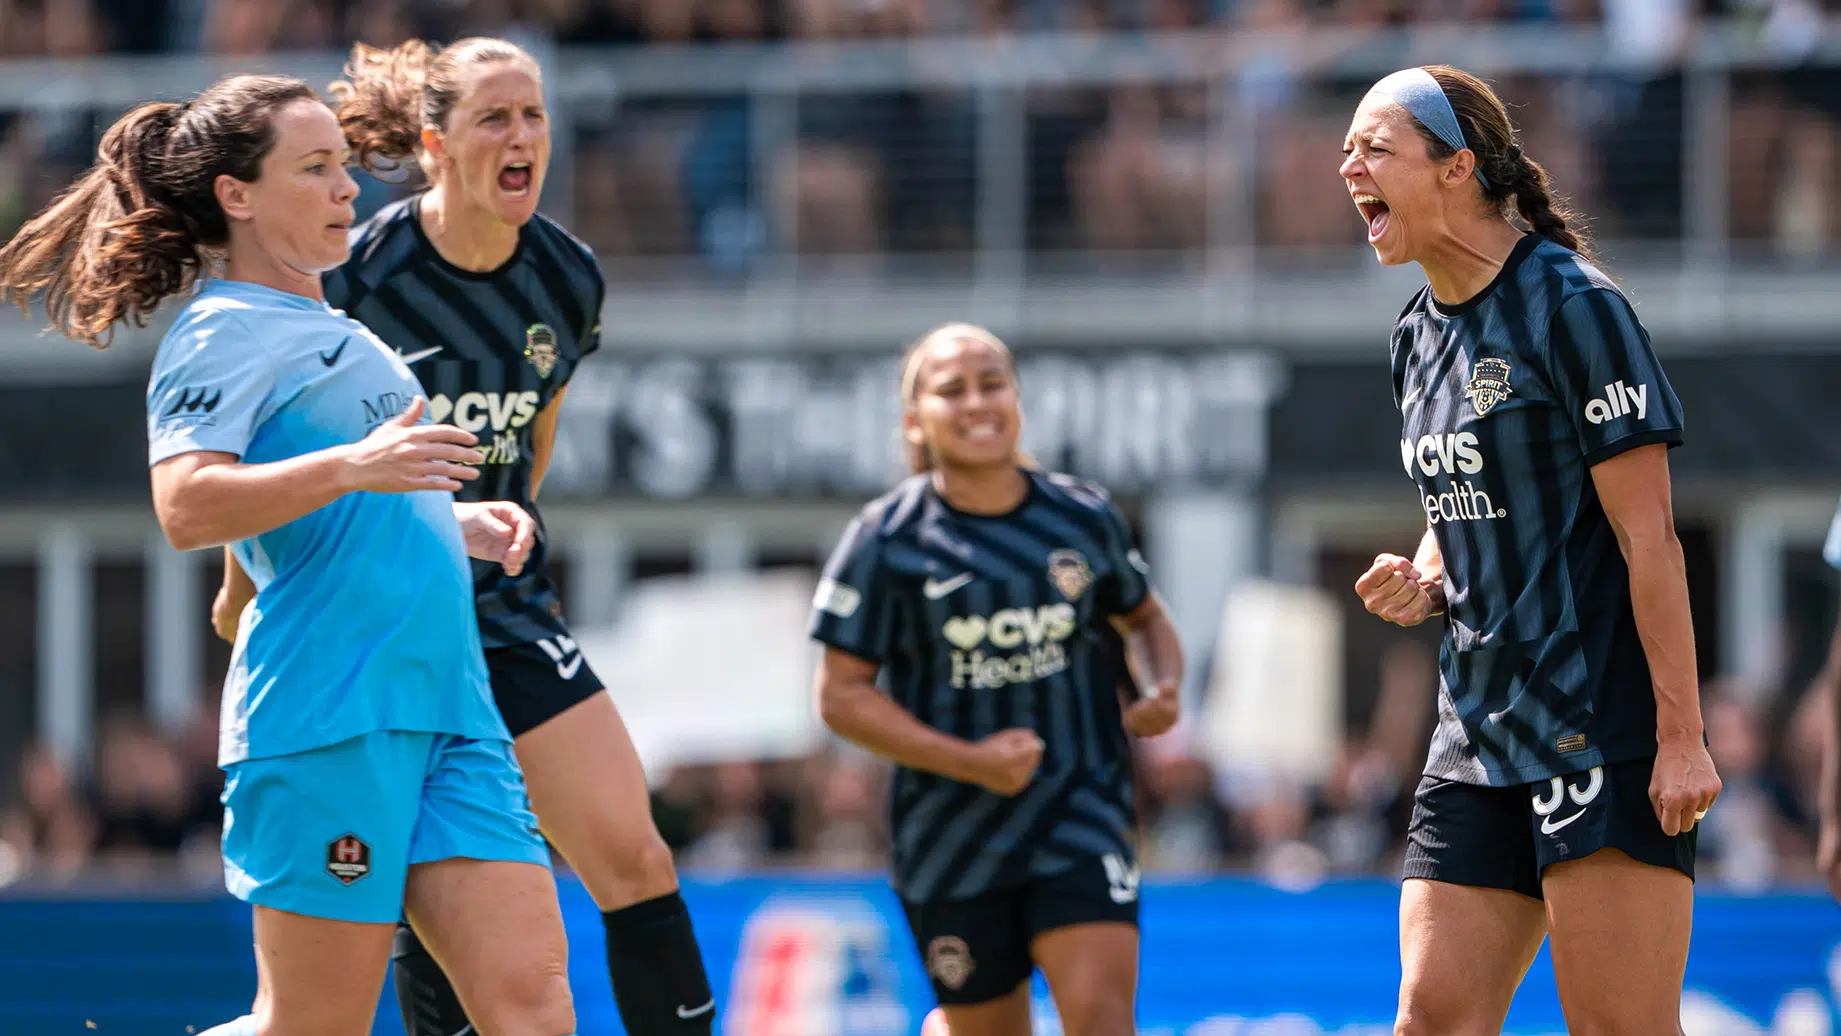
<box><xmin>925</xmin><ymin>936</ymin><xmax>975</xmax><ymax>991</ymax></box>
<box><xmin>1464</xmin><ymin>358</ymin><xmax>1513</xmax><ymax>417</ymax></box>
<box><xmin>1046</xmin><ymin>549</ymin><xmax>1094</xmax><ymax>601</ymax></box>
<box><xmin>524</xmin><ymin>323</ymin><xmax>558</xmax><ymax>378</ymax></box>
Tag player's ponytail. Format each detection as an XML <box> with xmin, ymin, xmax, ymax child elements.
<box><xmin>0</xmin><ymin>75</ymin><xmax>315</xmax><ymax>347</ymax></box>
<box><xmin>332</xmin><ymin>37</ymin><xmax>541</xmax><ymax>182</ymax></box>
<box><xmin>1414</xmin><ymin>65</ymin><xmax>1594</xmax><ymax>262</ymax></box>
<box><xmin>1500</xmin><ymin>150</ymin><xmax>1591</xmax><ymax>260</ymax></box>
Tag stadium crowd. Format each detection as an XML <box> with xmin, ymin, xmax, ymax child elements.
<box><xmin>0</xmin><ymin>0</ymin><xmax>1832</xmax><ymax>267</ymax></box>
<box><xmin>1</xmin><ymin>628</ymin><xmax>1825</xmax><ymax>890</ymax></box>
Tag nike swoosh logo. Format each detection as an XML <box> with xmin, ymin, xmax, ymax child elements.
<box><xmin>447</xmin><ymin>1027</ymin><xmax>474</xmax><ymax>1036</ymax></box>
<box><xmin>923</xmin><ymin>573</ymin><xmax>974</xmax><ymax>599</ymax></box>
<box><xmin>1540</xmin><ymin>809</ymin><xmax>1586</xmax><ymax>835</ymax></box>
<box><xmin>319</xmin><ymin>338</ymin><xmax>350</xmax><ymax>367</ymax></box>
<box><xmin>677</xmin><ymin>1000</ymin><xmax>715</xmax><ymax>1020</ymax></box>
<box><xmin>1400</xmin><ymin>385</ymin><xmax>1423</xmax><ymax>408</ymax></box>
<box><xmin>556</xmin><ymin>654</ymin><xmax>583</xmax><ymax>681</ymax></box>
<box><xmin>399</xmin><ymin>346</ymin><xmax>443</xmax><ymax>365</ymax></box>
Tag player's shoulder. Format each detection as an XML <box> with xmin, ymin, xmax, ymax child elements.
<box><xmin>159</xmin><ymin>283</ymin><xmax>280</xmax><ymax>354</ymax></box>
<box><xmin>1521</xmin><ymin>236</ymin><xmax>1630</xmax><ymax>315</ymax></box>
<box><xmin>1034</xmin><ymin>469</ymin><xmax>1120</xmax><ymax>519</ymax></box>
<box><xmin>523</xmin><ymin>212</ymin><xmax>605</xmax><ymax>291</ymax></box>
<box><xmin>852</xmin><ymin>475</ymin><xmax>934</xmax><ymax>541</ymax></box>
<box><xmin>333</xmin><ymin>197</ymin><xmax>423</xmax><ymax>288</ymax></box>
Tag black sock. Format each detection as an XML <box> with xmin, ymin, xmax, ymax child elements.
<box><xmin>392</xmin><ymin>921</ymin><xmax>474</xmax><ymax>1036</ymax></box>
<box><xmin>603</xmin><ymin>891</ymin><xmax>717</xmax><ymax>1034</ymax></box>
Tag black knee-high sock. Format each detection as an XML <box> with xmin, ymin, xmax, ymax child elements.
<box><xmin>603</xmin><ymin>891</ymin><xmax>717</xmax><ymax>1035</ymax></box>
<box><xmin>393</xmin><ymin>922</ymin><xmax>475</xmax><ymax>1036</ymax></box>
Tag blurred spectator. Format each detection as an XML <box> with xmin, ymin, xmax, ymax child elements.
<box><xmin>682</xmin><ymin>761</ymin><xmax>773</xmax><ymax>872</ymax></box>
<box><xmin>0</xmin><ymin>742</ymin><xmax>95</xmax><ymax>880</ymax></box>
<box><xmin>1137</xmin><ymin>739</ymin><xmax>1233</xmax><ymax>873</ymax></box>
<box><xmin>89</xmin><ymin>713</ymin><xmax>199</xmax><ymax>874</ymax></box>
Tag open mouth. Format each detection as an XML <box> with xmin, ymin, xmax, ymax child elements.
<box><xmin>1354</xmin><ymin>194</ymin><xmax>1391</xmax><ymax>242</ymax></box>
<box><xmin>498</xmin><ymin>162</ymin><xmax>532</xmax><ymax>195</ymax></box>
<box><xmin>957</xmin><ymin>421</ymin><xmax>1004</xmax><ymax>443</ymax></box>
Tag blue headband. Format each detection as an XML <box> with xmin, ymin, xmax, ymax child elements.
<box><xmin>1371</xmin><ymin>68</ymin><xmax>1490</xmax><ymax>194</ymax></box>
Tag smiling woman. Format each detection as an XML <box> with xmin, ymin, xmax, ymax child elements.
<box><xmin>809</xmin><ymin>322</ymin><xmax>1189</xmax><ymax>1036</ymax></box>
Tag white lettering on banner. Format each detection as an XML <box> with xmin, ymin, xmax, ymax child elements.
<box><xmin>540</xmin><ymin>352</ymin><xmax>1286</xmax><ymax>497</ymax></box>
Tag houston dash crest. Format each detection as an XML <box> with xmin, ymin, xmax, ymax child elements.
<box><xmin>1463</xmin><ymin>358</ymin><xmax>1513</xmax><ymax>417</ymax></box>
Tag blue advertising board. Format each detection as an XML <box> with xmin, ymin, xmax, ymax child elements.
<box><xmin>0</xmin><ymin>876</ymin><xmax>1836</xmax><ymax>1035</ymax></box>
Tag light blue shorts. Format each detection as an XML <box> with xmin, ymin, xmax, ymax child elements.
<box><xmin>220</xmin><ymin>731</ymin><xmax>551</xmax><ymax>924</ymax></box>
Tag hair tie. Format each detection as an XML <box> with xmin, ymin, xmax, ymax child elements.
<box><xmin>1506</xmin><ymin>144</ymin><xmax>1522</xmax><ymax>164</ymax></box>
<box><xmin>1370</xmin><ymin>67</ymin><xmax>1489</xmax><ymax>194</ymax></box>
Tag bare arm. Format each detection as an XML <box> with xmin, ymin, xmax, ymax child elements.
<box><xmin>1412</xmin><ymin>525</ymin><xmax>1446</xmax><ymax>613</ymax></box>
<box><xmin>153</xmin><ymin>450</ymin><xmax>362</xmax><ymax>553</ymax></box>
<box><xmin>1814</xmin><ymin>587</ymin><xmax>1841</xmax><ymax>896</ymax></box>
<box><xmin>1592</xmin><ymin>445</ymin><xmax>1700</xmax><ymax>742</ymax></box>
<box><xmin>1113</xmin><ymin>591</ymin><xmax>1185</xmax><ymax>738</ymax></box>
<box><xmin>151</xmin><ymin>398</ymin><xmax>480</xmax><ymax>553</ymax></box>
<box><xmin>527</xmin><ymin>383</ymin><xmax>569</xmax><ymax>500</ymax></box>
<box><xmin>816</xmin><ymin>647</ymin><xmax>983</xmax><ymax>783</ymax></box>
<box><xmin>1591</xmin><ymin>443</ymin><xmax>1720</xmax><ymax>833</ymax></box>
<box><xmin>1117</xmin><ymin>591</ymin><xmax>1184</xmax><ymax>697</ymax></box>
<box><xmin>213</xmin><ymin>547</ymin><xmax>256</xmax><ymax>643</ymax></box>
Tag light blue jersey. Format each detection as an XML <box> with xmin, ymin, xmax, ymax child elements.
<box><xmin>146</xmin><ymin>279</ymin><xmax>509</xmax><ymax>765</ymax></box>
<box><xmin>1826</xmin><ymin>495</ymin><xmax>1841</xmax><ymax>572</ymax></box>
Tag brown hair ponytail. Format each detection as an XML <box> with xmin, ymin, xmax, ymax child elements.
<box><xmin>1412</xmin><ymin>65</ymin><xmax>1594</xmax><ymax>262</ymax></box>
<box><xmin>0</xmin><ymin>74</ymin><xmax>316</xmax><ymax>347</ymax></box>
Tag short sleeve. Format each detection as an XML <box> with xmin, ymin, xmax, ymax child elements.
<box><xmin>1095</xmin><ymin>499</ymin><xmax>1151</xmax><ymax>618</ymax></box>
<box><xmin>578</xmin><ymin>262</ymin><xmax>605</xmax><ymax>361</ymax></box>
<box><xmin>146</xmin><ymin>311</ymin><xmax>278</xmax><ymax>466</ymax></box>
<box><xmin>810</xmin><ymin>515</ymin><xmax>896</xmax><ymax>664</ymax></box>
<box><xmin>1544</xmin><ymin>288</ymin><xmax>1684</xmax><ymax>467</ymax></box>
<box><xmin>1824</xmin><ymin>497</ymin><xmax>1841</xmax><ymax>573</ymax></box>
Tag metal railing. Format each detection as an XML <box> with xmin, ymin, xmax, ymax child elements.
<box><xmin>0</xmin><ymin>24</ymin><xmax>1834</xmax><ymax>364</ymax></box>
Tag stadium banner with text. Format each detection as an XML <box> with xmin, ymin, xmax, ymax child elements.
<box><xmin>6</xmin><ymin>350</ymin><xmax>1841</xmax><ymax>502</ymax></box>
<box><xmin>0</xmin><ymin>876</ymin><xmax>1835</xmax><ymax>1035</ymax></box>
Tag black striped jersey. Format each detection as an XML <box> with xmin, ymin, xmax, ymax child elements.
<box><xmin>323</xmin><ymin>197</ymin><xmax>604</xmax><ymax>649</ymax></box>
<box><xmin>1392</xmin><ymin>233</ymin><xmax>1684</xmax><ymax>787</ymax></box>
<box><xmin>810</xmin><ymin>469</ymin><xmax>1151</xmax><ymax>903</ymax></box>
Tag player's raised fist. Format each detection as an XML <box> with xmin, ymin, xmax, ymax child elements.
<box><xmin>1356</xmin><ymin>553</ymin><xmax>1438</xmax><ymax>627</ymax></box>
<box><xmin>968</xmin><ymin>728</ymin><xmax>1045</xmax><ymax>796</ymax></box>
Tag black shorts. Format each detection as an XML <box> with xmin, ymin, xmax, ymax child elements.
<box><xmin>1403</xmin><ymin>755</ymin><xmax>1695</xmax><ymax>900</ymax></box>
<box><xmin>901</xmin><ymin>854</ymin><xmax>1140</xmax><ymax>1006</ymax></box>
<box><xmin>486</xmin><ymin>637</ymin><xmax>605</xmax><ymax>738</ymax></box>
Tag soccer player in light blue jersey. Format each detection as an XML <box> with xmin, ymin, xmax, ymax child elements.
<box><xmin>1815</xmin><ymin>498</ymin><xmax>1841</xmax><ymax>901</ymax></box>
<box><xmin>0</xmin><ymin>75</ymin><xmax>577</xmax><ymax>1036</ymax></box>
